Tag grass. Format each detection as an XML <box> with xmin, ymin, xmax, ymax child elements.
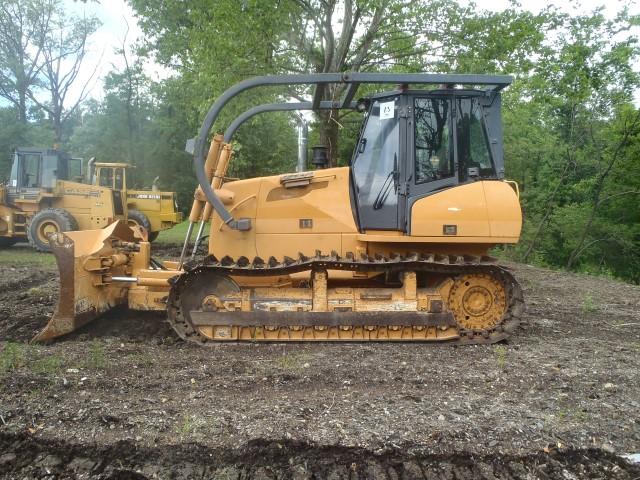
<box><xmin>28</xmin><ymin>286</ymin><xmax>45</xmax><ymax>296</ymax></box>
<box><xmin>275</xmin><ymin>351</ymin><xmax>311</xmax><ymax>371</ymax></box>
<box><xmin>0</xmin><ymin>342</ymin><xmax>26</xmax><ymax>372</ymax></box>
<box><xmin>155</xmin><ymin>220</ymin><xmax>210</xmax><ymax>245</ymax></box>
<box><xmin>0</xmin><ymin>342</ymin><xmax>65</xmax><ymax>375</ymax></box>
<box><xmin>85</xmin><ymin>339</ymin><xmax>107</xmax><ymax>371</ymax></box>
<box><xmin>0</xmin><ymin>247</ymin><xmax>56</xmax><ymax>267</ymax></box>
<box><xmin>127</xmin><ymin>351</ymin><xmax>155</xmax><ymax>368</ymax></box>
<box><xmin>582</xmin><ymin>293</ymin><xmax>598</xmax><ymax>313</ymax></box>
<box><xmin>31</xmin><ymin>354</ymin><xmax>64</xmax><ymax>375</ymax></box>
<box><xmin>494</xmin><ymin>345</ymin><xmax>507</xmax><ymax>370</ymax></box>
<box><xmin>176</xmin><ymin>414</ymin><xmax>206</xmax><ymax>437</ymax></box>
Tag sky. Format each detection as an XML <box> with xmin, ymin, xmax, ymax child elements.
<box><xmin>42</xmin><ymin>0</ymin><xmax>640</xmax><ymax>106</ymax></box>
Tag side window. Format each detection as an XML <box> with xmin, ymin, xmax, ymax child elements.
<box><xmin>41</xmin><ymin>156</ymin><xmax>58</xmax><ymax>188</ymax></box>
<box><xmin>99</xmin><ymin>169</ymin><xmax>113</xmax><ymax>188</ymax></box>
<box><xmin>68</xmin><ymin>159</ymin><xmax>83</xmax><ymax>179</ymax></box>
<box><xmin>353</xmin><ymin>98</ymin><xmax>399</xmax><ymax>210</ymax></box>
<box><xmin>456</xmin><ymin>97</ymin><xmax>495</xmax><ymax>181</ymax></box>
<box><xmin>414</xmin><ymin>98</ymin><xmax>454</xmax><ymax>184</ymax></box>
<box><xmin>22</xmin><ymin>154</ymin><xmax>41</xmax><ymax>188</ymax></box>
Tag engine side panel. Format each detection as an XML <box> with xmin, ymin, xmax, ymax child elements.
<box><xmin>410</xmin><ymin>180</ymin><xmax>521</xmax><ymax>242</ymax></box>
<box><xmin>210</xmin><ymin>167</ymin><xmax>358</xmax><ymax>260</ymax></box>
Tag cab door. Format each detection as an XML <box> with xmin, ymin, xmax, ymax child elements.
<box><xmin>9</xmin><ymin>151</ymin><xmax>43</xmax><ymax>200</ymax></box>
<box><xmin>97</xmin><ymin>167</ymin><xmax>125</xmax><ymax>216</ymax></box>
<box><xmin>112</xmin><ymin>167</ymin><xmax>126</xmax><ymax>216</ymax></box>
<box><xmin>408</xmin><ymin>94</ymin><xmax>458</xmax><ymax>200</ymax></box>
<box><xmin>351</xmin><ymin>95</ymin><xmax>408</xmax><ymax>231</ymax></box>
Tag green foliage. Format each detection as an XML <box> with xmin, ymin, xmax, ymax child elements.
<box><xmin>502</xmin><ymin>7</ymin><xmax>640</xmax><ymax>283</ymax></box>
<box><xmin>0</xmin><ymin>343</ymin><xmax>26</xmax><ymax>372</ymax></box>
<box><xmin>2</xmin><ymin>1</ymin><xmax>640</xmax><ymax>283</ymax></box>
<box><xmin>494</xmin><ymin>345</ymin><xmax>507</xmax><ymax>370</ymax></box>
<box><xmin>0</xmin><ymin>248</ymin><xmax>56</xmax><ymax>267</ymax></box>
<box><xmin>582</xmin><ymin>294</ymin><xmax>598</xmax><ymax>313</ymax></box>
<box><xmin>31</xmin><ymin>354</ymin><xmax>64</xmax><ymax>375</ymax></box>
<box><xmin>0</xmin><ymin>342</ymin><xmax>65</xmax><ymax>375</ymax></box>
<box><xmin>85</xmin><ymin>340</ymin><xmax>107</xmax><ymax>371</ymax></box>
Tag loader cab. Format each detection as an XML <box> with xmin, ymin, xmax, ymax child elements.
<box><xmin>91</xmin><ymin>163</ymin><xmax>130</xmax><ymax>215</ymax></box>
<box><xmin>350</xmin><ymin>88</ymin><xmax>505</xmax><ymax>232</ymax></box>
<box><xmin>8</xmin><ymin>148</ymin><xmax>72</xmax><ymax>194</ymax></box>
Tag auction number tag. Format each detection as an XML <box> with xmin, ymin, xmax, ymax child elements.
<box><xmin>380</xmin><ymin>101</ymin><xmax>395</xmax><ymax>119</ymax></box>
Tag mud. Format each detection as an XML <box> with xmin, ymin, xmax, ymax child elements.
<box><xmin>1</xmin><ymin>432</ymin><xmax>638</xmax><ymax>479</ymax></box>
<box><xmin>0</xmin><ymin>264</ymin><xmax>57</xmax><ymax>343</ymax></box>
<box><xmin>1</xmin><ymin>250</ymin><xmax>639</xmax><ymax>478</ymax></box>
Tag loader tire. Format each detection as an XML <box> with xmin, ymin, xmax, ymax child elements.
<box><xmin>148</xmin><ymin>231</ymin><xmax>159</xmax><ymax>242</ymax></box>
<box><xmin>127</xmin><ymin>209</ymin><xmax>153</xmax><ymax>240</ymax></box>
<box><xmin>27</xmin><ymin>208</ymin><xmax>78</xmax><ymax>253</ymax></box>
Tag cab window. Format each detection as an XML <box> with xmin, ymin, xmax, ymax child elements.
<box><xmin>456</xmin><ymin>97</ymin><xmax>495</xmax><ymax>180</ymax></box>
<box><xmin>68</xmin><ymin>158</ymin><xmax>83</xmax><ymax>179</ymax></box>
<box><xmin>114</xmin><ymin>168</ymin><xmax>124</xmax><ymax>190</ymax></box>
<box><xmin>41</xmin><ymin>156</ymin><xmax>59</xmax><ymax>188</ymax></box>
<box><xmin>98</xmin><ymin>168</ymin><xmax>113</xmax><ymax>188</ymax></box>
<box><xmin>21</xmin><ymin>154</ymin><xmax>41</xmax><ymax>188</ymax></box>
<box><xmin>414</xmin><ymin>98</ymin><xmax>454</xmax><ymax>184</ymax></box>
<box><xmin>352</xmin><ymin>98</ymin><xmax>400</xmax><ymax>211</ymax></box>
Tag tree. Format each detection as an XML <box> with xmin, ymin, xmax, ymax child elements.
<box><xmin>27</xmin><ymin>9</ymin><xmax>100</xmax><ymax>142</ymax></box>
<box><xmin>0</xmin><ymin>0</ymin><xmax>56</xmax><ymax>123</ymax></box>
<box><xmin>510</xmin><ymin>9</ymin><xmax>640</xmax><ymax>270</ymax></box>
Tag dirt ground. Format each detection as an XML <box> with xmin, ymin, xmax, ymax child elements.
<box><xmin>0</xmin><ymin>245</ymin><xmax>639</xmax><ymax>479</ymax></box>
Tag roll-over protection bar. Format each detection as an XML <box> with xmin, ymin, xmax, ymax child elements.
<box><xmin>193</xmin><ymin>72</ymin><xmax>512</xmax><ymax>230</ymax></box>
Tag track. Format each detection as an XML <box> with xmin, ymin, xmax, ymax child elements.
<box><xmin>168</xmin><ymin>252</ymin><xmax>524</xmax><ymax>345</ymax></box>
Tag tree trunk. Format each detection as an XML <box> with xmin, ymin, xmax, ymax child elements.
<box><xmin>53</xmin><ymin>104</ymin><xmax>63</xmax><ymax>143</ymax></box>
<box><xmin>521</xmin><ymin>159</ymin><xmax>571</xmax><ymax>262</ymax></box>
<box><xmin>565</xmin><ymin>111</ymin><xmax>640</xmax><ymax>269</ymax></box>
<box><xmin>18</xmin><ymin>89</ymin><xmax>27</xmax><ymax>124</ymax></box>
<box><xmin>318</xmin><ymin>109</ymin><xmax>339</xmax><ymax>167</ymax></box>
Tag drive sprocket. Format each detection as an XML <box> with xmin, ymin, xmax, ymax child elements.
<box><xmin>448</xmin><ymin>273</ymin><xmax>507</xmax><ymax>331</ymax></box>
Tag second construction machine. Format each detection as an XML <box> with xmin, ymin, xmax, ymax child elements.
<box><xmin>37</xmin><ymin>73</ymin><xmax>524</xmax><ymax>345</ymax></box>
<box><xmin>86</xmin><ymin>160</ymin><xmax>183</xmax><ymax>241</ymax></box>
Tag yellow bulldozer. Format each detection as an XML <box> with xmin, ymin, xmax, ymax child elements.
<box><xmin>0</xmin><ymin>147</ymin><xmax>126</xmax><ymax>252</ymax></box>
<box><xmin>85</xmin><ymin>160</ymin><xmax>183</xmax><ymax>242</ymax></box>
<box><xmin>36</xmin><ymin>73</ymin><xmax>524</xmax><ymax>345</ymax></box>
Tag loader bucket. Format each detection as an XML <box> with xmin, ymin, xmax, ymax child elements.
<box><xmin>32</xmin><ymin>221</ymin><xmax>137</xmax><ymax>342</ymax></box>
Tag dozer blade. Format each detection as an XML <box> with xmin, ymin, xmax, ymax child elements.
<box><xmin>33</xmin><ymin>221</ymin><xmax>137</xmax><ymax>342</ymax></box>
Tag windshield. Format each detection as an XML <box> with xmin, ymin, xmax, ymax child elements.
<box><xmin>98</xmin><ymin>168</ymin><xmax>113</xmax><ymax>188</ymax></box>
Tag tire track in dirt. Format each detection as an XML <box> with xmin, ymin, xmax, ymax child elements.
<box><xmin>1</xmin><ymin>432</ymin><xmax>638</xmax><ymax>479</ymax></box>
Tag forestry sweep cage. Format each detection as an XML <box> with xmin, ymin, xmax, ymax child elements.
<box><xmin>182</xmin><ymin>72</ymin><xmax>512</xmax><ymax>264</ymax></box>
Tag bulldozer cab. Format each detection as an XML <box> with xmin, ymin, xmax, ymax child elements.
<box><xmin>351</xmin><ymin>89</ymin><xmax>504</xmax><ymax>232</ymax></box>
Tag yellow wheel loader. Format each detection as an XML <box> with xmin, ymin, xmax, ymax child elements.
<box><xmin>85</xmin><ymin>161</ymin><xmax>183</xmax><ymax>242</ymax></box>
<box><xmin>0</xmin><ymin>148</ymin><xmax>126</xmax><ymax>252</ymax></box>
<box><xmin>37</xmin><ymin>73</ymin><xmax>524</xmax><ymax>344</ymax></box>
